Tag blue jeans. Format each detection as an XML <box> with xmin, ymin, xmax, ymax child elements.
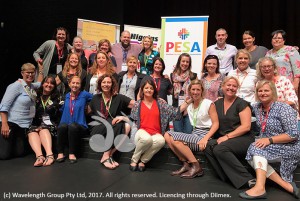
<box><xmin>173</xmin><ymin>115</ymin><xmax>193</xmax><ymax>134</ymax></box>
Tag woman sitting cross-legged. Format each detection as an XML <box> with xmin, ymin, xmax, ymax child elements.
<box><xmin>129</xmin><ymin>79</ymin><xmax>190</xmax><ymax>172</ymax></box>
<box><xmin>88</xmin><ymin>74</ymin><xmax>135</xmax><ymax>170</ymax></box>
<box><xmin>165</xmin><ymin>79</ymin><xmax>219</xmax><ymax>178</ymax></box>
<box><xmin>28</xmin><ymin>75</ymin><xmax>61</xmax><ymax>167</ymax></box>
<box><xmin>239</xmin><ymin>80</ymin><xmax>300</xmax><ymax>199</ymax></box>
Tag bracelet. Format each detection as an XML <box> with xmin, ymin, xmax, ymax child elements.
<box><xmin>268</xmin><ymin>137</ymin><xmax>273</xmax><ymax>144</ymax></box>
<box><xmin>226</xmin><ymin>134</ymin><xmax>230</xmax><ymax>139</ymax></box>
<box><xmin>39</xmin><ymin>71</ymin><xmax>43</xmax><ymax>75</ymax></box>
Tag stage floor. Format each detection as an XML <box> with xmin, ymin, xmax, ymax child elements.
<box><xmin>0</xmin><ymin>155</ymin><xmax>298</xmax><ymax>201</ymax></box>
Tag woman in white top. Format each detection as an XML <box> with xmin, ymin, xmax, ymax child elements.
<box><xmin>228</xmin><ymin>49</ymin><xmax>257</xmax><ymax>104</ymax></box>
<box><xmin>85</xmin><ymin>51</ymin><xmax>118</xmax><ymax>94</ymax></box>
<box><xmin>165</xmin><ymin>79</ymin><xmax>219</xmax><ymax>179</ymax></box>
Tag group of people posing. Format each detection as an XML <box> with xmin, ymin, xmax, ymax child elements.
<box><xmin>0</xmin><ymin>27</ymin><xmax>300</xmax><ymax>200</ymax></box>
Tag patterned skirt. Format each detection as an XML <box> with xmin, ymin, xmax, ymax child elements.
<box><xmin>168</xmin><ymin>128</ymin><xmax>209</xmax><ymax>152</ymax></box>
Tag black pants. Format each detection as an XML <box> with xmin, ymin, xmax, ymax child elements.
<box><xmin>57</xmin><ymin>123</ymin><xmax>87</xmax><ymax>155</ymax></box>
<box><xmin>0</xmin><ymin>122</ymin><xmax>28</xmax><ymax>159</ymax></box>
<box><xmin>204</xmin><ymin>133</ymin><xmax>255</xmax><ymax>189</ymax></box>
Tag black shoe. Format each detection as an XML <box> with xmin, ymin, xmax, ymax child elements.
<box><xmin>290</xmin><ymin>182</ymin><xmax>299</xmax><ymax>199</ymax></box>
<box><xmin>239</xmin><ymin>191</ymin><xmax>267</xmax><ymax>199</ymax></box>
<box><xmin>138</xmin><ymin>163</ymin><xmax>146</xmax><ymax>172</ymax></box>
<box><xmin>56</xmin><ymin>157</ymin><xmax>65</xmax><ymax>163</ymax></box>
<box><xmin>129</xmin><ymin>164</ymin><xmax>137</xmax><ymax>171</ymax></box>
<box><xmin>69</xmin><ymin>159</ymin><xmax>77</xmax><ymax>164</ymax></box>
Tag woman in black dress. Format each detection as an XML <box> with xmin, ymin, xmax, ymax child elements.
<box><xmin>27</xmin><ymin>75</ymin><xmax>61</xmax><ymax>167</ymax></box>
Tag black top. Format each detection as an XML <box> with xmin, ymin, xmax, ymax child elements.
<box><xmin>31</xmin><ymin>95</ymin><xmax>61</xmax><ymax>127</ymax></box>
<box><xmin>214</xmin><ymin>97</ymin><xmax>250</xmax><ymax>138</ymax></box>
<box><xmin>49</xmin><ymin>45</ymin><xmax>69</xmax><ymax>75</ymax></box>
<box><xmin>89</xmin><ymin>94</ymin><xmax>132</xmax><ymax>123</ymax></box>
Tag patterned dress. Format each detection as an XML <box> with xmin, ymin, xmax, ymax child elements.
<box><xmin>245</xmin><ymin>102</ymin><xmax>300</xmax><ymax>182</ymax></box>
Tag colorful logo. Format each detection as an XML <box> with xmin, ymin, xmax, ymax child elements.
<box><xmin>178</xmin><ymin>28</ymin><xmax>190</xmax><ymax>40</ymax></box>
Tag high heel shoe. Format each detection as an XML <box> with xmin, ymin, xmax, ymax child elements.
<box><xmin>180</xmin><ymin>161</ymin><xmax>204</xmax><ymax>179</ymax></box>
<box><xmin>171</xmin><ymin>161</ymin><xmax>190</xmax><ymax>176</ymax></box>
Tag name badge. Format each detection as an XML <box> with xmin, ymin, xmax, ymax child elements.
<box><xmin>57</xmin><ymin>64</ymin><xmax>62</xmax><ymax>74</ymax></box>
<box><xmin>178</xmin><ymin>95</ymin><xmax>185</xmax><ymax>106</ymax></box>
<box><xmin>141</xmin><ymin>71</ymin><xmax>147</xmax><ymax>75</ymax></box>
<box><xmin>121</xmin><ymin>63</ymin><xmax>128</xmax><ymax>71</ymax></box>
<box><xmin>42</xmin><ymin>115</ymin><xmax>53</xmax><ymax>126</ymax></box>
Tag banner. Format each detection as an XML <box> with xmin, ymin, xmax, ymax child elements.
<box><xmin>124</xmin><ymin>24</ymin><xmax>161</xmax><ymax>51</ymax></box>
<box><xmin>161</xmin><ymin>16</ymin><xmax>209</xmax><ymax>77</ymax></box>
<box><xmin>77</xmin><ymin>18</ymin><xmax>120</xmax><ymax>58</ymax></box>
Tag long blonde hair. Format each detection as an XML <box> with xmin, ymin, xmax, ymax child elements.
<box><xmin>90</xmin><ymin>51</ymin><xmax>115</xmax><ymax>75</ymax></box>
<box><xmin>62</xmin><ymin>53</ymin><xmax>82</xmax><ymax>77</ymax></box>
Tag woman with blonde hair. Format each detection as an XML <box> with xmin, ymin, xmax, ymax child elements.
<box><xmin>165</xmin><ymin>79</ymin><xmax>219</xmax><ymax>178</ymax></box>
<box><xmin>256</xmin><ymin>56</ymin><xmax>298</xmax><ymax>110</ymax></box>
<box><xmin>138</xmin><ymin>36</ymin><xmax>160</xmax><ymax>75</ymax></box>
<box><xmin>85</xmin><ymin>51</ymin><xmax>118</xmax><ymax>94</ymax></box>
<box><xmin>204</xmin><ymin>76</ymin><xmax>255</xmax><ymax>189</ymax></box>
<box><xmin>240</xmin><ymin>80</ymin><xmax>299</xmax><ymax>199</ymax></box>
<box><xmin>56</xmin><ymin>52</ymin><xmax>87</xmax><ymax>97</ymax></box>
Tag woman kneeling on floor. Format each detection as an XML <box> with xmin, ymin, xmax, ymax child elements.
<box><xmin>165</xmin><ymin>79</ymin><xmax>219</xmax><ymax>178</ymax></box>
<box><xmin>28</xmin><ymin>75</ymin><xmax>61</xmax><ymax>167</ymax></box>
<box><xmin>240</xmin><ymin>80</ymin><xmax>300</xmax><ymax>199</ymax></box>
<box><xmin>129</xmin><ymin>79</ymin><xmax>190</xmax><ymax>172</ymax></box>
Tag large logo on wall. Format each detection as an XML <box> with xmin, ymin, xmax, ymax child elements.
<box><xmin>165</xmin><ymin>27</ymin><xmax>201</xmax><ymax>54</ymax></box>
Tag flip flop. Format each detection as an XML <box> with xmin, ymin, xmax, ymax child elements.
<box><xmin>101</xmin><ymin>158</ymin><xmax>116</xmax><ymax>170</ymax></box>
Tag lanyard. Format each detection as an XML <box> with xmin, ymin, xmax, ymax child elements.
<box><xmin>151</xmin><ymin>76</ymin><xmax>161</xmax><ymax>91</ymax></box>
<box><xmin>236</xmin><ymin>69</ymin><xmax>248</xmax><ymax>87</ymax></box>
<box><xmin>55</xmin><ymin>42</ymin><xmax>64</xmax><ymax>61</ymax></box>
<box><xmin>125</xmin><ymin>74</ymin><xmax>135</xmax><ymax>93</ymax></box>
<box><xmin>101</xmin><ymin>93</ymin><xmax>112</xmax><ymax>117</ymax></box>
<box><xmin>41</xmin><ymin>96</ymin><xmax>50</xmax><ymax>111</ymax></box>
<box><xmin>260</xmin><ymin>104</ymin><xmax>271</xmax><ymax>133</ymax></box>
<box><xmin>69</xmin><ymin>93</ymin><xmax>78</xmax><ymax>116</ymax></box>
<box><xmin>144</xmin><ymin>55</ymin><xmax>149</xmax><ymax>66</ymax></box>
<box><xmin>192</xmin><ymin>101</ymin><xmax>202</xmax><ymax>130</ymax></box>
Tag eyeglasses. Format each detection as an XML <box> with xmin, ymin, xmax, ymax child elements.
<box><xmin>260</xmin><ymin>65</ymin><xmax>274</xmax><ymax>70</ymax></box>
<box><xmin>272</xmin><ymin>37</ymin><xmax>283</xmax><ymax>40</ymax></box>
<box><xmin>23</xmin><ymin>71</ymin><xmax>35</xmax><ymax>75</ymax></box>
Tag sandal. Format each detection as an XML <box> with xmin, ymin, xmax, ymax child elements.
<box><xmin>101</xmin><ymin>158</ymin><xmax>116</xmax><ymax>170</ymax></box>
<box><xmin>109</xmin><ymin>157</ymin><xmax>119</xmax><ymax>167</ymax></box>
<box><xmin>43</xmin><ymin>155</ymin><xmax>55</xmax><ymax>167</ymax></box>
<box><xmin>34</xmin><ymin>155</ymin><xmax>45</xmax><ymax>167</ymax></box>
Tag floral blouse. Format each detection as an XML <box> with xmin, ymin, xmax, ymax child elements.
<box><xmin>266</xmin><ymin>46</ymin><xmax>300</xmax><ymax>82</ymax></box>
